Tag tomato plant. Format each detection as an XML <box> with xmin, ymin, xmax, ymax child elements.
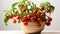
<box><xmin>4</xmin><ymin>0</ymin><xmax>55</xmax><ymax>27</ymax></box>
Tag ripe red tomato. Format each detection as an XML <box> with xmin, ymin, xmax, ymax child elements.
<box><xmin>9</xmin><ymin>15</ymin><xmax>14</xmax><ymax>19</ymax></box>
<box><xmin>48</xmin><ymin>18</ymin><xmax>52</xmax><ymax>21</ymax></box>
<box><xmin>33</xmin><ymin>10</ymin><xmax>37</xmax><ymax>14</ymax></box>
<box><xmin>31</xmin><ymin>17</ymin><xmax>35</xmax><ymax>22</ymax></box>
<box><xmin>36</xmin><ymin>23</ymin><xmax>41</xmax><ymax>28</ymax></box>
<box><xmin>23</xmin><ymin>21</ymin><xmax>28</xmax><ymax>26</ymax></box>
<box><xmin>21</xmin><ymin>19</ymin><xmax>26</xmax><ymax>22</ymax></box>
<box><xmin>22</xmin><ymin>8</ymin><xmax>26</xmax><ymax>12</ymax></box>
<box><xmin>40</xmin><ymin>6</ymin><xmax>44</xmax><ymax>11</ymax></box>
<box><xmin>37</xmin><ymin>18</ymin><xmax>42</xmax><ymax>22</ymax></box>
<box><xmin>17</xmin><ymin>15</ymin><xmax>20</xmax><ymax>20</ymax></box>
<box><xmin>13</xmin><ymin>19</ymin><xmax>16</xmax><ymax>24</ymax></box>
<box><xmin>40</xmin><ymin>13</ymin><xmax>44</xmax><ymax>18</ymax></box>
<box><xmin>45</xmin><ymin>9</ymin><xmax>50</xmax><ymax>13</ymax></box>
<box><xmin>45</xmin><ymin>21</ymin><xmax>51</xmax><ymax>26</ymax></box>
<box><xmin>27</xmin><ymin>14</ymin><xmax>31</xmax><ymax>19</ymax></box>
<box><xmin>24</xmin><ymin>15</ymin><xmax>27</xmax><ymax>18</ymax></box>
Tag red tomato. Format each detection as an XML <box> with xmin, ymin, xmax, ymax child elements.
<box><xmin>9</xmin><ymin>15</ymin><xmax>14</xmax><ymax>19</ymax></box>
<box><xmin>40</xmin><ymin>6</ymin><xmax>44</xmax><ymax>11</ymax></box>
<box><xmin>36</xmin><ymin>23</ymin><xmax>41</xmax><ymax>28</ymax></box>
<box><xmin>45</xmin><ymin>9</ymin><xmax>50</xmax><ymax>13</ymax></box>
<box><xmin>31</xmin><ymin>17</ymin><xmax>35</xmax><ymax>22</ymax></box>
<box><xmin>22</xmin><ymin>8</ymin><xmax>26</xmax><ymax>12</ymax></box>
<box><xmin>27</xmin><ymin>14</ymin><xmax>31</xmax><ymax>19</ymax></box>
<box><xmin>13</xmin><ymin>19</ymin><xmax>16</xmax><ymax>24</ymax></box>
<box><xmin>45</xmin><ymin>21</ymin><xmax>51</xmax><ymax>26</ymax></box>
<box><xmin>23</xmin><ymin>21</ymin><xmax>28</xmax><ymax>26</ymax></box>
<box><xmin>48</xmin><ymin>18</ymin><xmax>52</xmax><ymax>22</ymax></box>
<box><xmin>24</xmin><ymin>15</ymin><xmax>27</xmax><ymax>18</ymax></box>
<box><xmin>33</xmin><ymin>10</ymin><xmax>37</xmax><ymax>14</ymax></box>
<box><xmin>37</xmin><ymin>18</ymin><xmax>42</xmax><ymax>22</ymax></box>
<box><xmin>17</xmin><ymin>15</ymin><xmax>20</xmax><ymax>20</ymax></box>
<box><xmin>40</xmin><ymin>14</ymin><xmax>44</xmax><ymax>18</ymax></box>
<box><xmin>21</xmin><ymin>19</ymin><xmax>26</xmax><ymax>22</ymax></box>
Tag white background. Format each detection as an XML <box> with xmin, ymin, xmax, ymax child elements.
<box><xmin>0</xmin><ymin>0</ymin><xmax>60</xmax><ymax>32</ymax></box>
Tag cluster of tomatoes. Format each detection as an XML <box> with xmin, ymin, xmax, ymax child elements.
<box><xmin>9</xmin><ymin>14</ymin><xmax>20</xmax><ymax>24</ymax></box>
<box><xmin>8</xmin><ymin>6</ymin><xmax>52</xmax><ymax>28</ymax></box>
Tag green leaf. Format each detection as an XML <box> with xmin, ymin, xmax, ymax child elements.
<box><xmin>4</xmin><ymin>18</ymin><xmax>8</xmax><ymax>25</ymax></box>
<box><xmin>14</xmin><ymin>11</ymin><xmax>18</xmax><ymax>16</ymax></box>
<box><xmin>40</xmin><ymin>2</ymin><xmax>50</xmax><ymax>6</ymax></box>
<box><xmin>27</xmin><ymin>9</ymin><xmax>29</xmax><ymax>14</ymax></box>
<box><xmin>20</xmin><ymin>12</ymin><xmax>24</xmax><ymax>18</ymax></box>
<box><xmin>18</xmin><ymin>20</ymin><xmax>20</xmax><ymax>23</ymax></box>
<box><xmin>40</xmin><ymin>3</ymin><xmax>46</xmax><ymax>7</ymax></box>
<box><xmin>40</xmin><ymin>2</ymin><xmax>50</xmax><ymax>9</ymax></box>
<box><xmin>4</xmin><ymin>16</ymin><xmax>9</xmax><ymax>25</ymax></box>
<box><xmin>50</xmin><ymin>6</ymin><xmax>55</xmax><ymax>13</ymax></box>
<box><xmin>48</xmin><ymin>5</ymin><xmax>55</xmax><ymax>16</ymax></box>
<box><xmin>4</xmin><ymin>10</ymin><xmax>12</xmax><ymax>14</ymax></box>
<box><xmin>12</xmin><ymin>2</ymin><xmax>19</xmax><ymax>8</ymax></box>
<box><xmin>22</xmin><ymin>0</ymin><xmax>26</xmax><ymax>3</ymax></box>
<box><xmin>30</xmin><ymin>6</ymin><xmax>35</xmax><ymax>11</ymax></box>
<box><xmin>45</xmin><ymin>2</ymin><xmax>50</xmax><ymax>6</ymax></box>
<box><xmin>27</xmin><ymin>1</ymin><xmax>31</xmax><ymax>6</ymax></box>
<box><xmin>12</xmin><ymin>2</ymin><xmax>19</xmax><ymax>12</ymax></box>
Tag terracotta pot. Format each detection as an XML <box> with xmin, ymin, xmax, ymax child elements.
<box><xmin>21</xmin><ymin>22</ymin><xmax>45</xmax><ymax>34</ymax></box>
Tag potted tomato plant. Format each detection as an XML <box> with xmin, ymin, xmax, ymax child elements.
<box><xmin>4</xmin><ymin>0</ymin><xmax>55</xmax><ymax>34</ymax></box>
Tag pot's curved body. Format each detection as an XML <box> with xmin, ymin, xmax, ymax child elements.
<box><xmin>21</xmin><ymin>22</ymin><xmax>45</xmax><ymax>33</ymax></box>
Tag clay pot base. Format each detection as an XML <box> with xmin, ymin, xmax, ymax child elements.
<box><xmin>25</xmin><ymin>32</ymin><xmax>41</xmax><ymax>34</ymax></box>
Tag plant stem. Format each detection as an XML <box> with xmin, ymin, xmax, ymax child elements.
<box><xmin>46</xmin><ymin>15</ymin><xmax>50</xmax><ymax>18</ymax></box>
